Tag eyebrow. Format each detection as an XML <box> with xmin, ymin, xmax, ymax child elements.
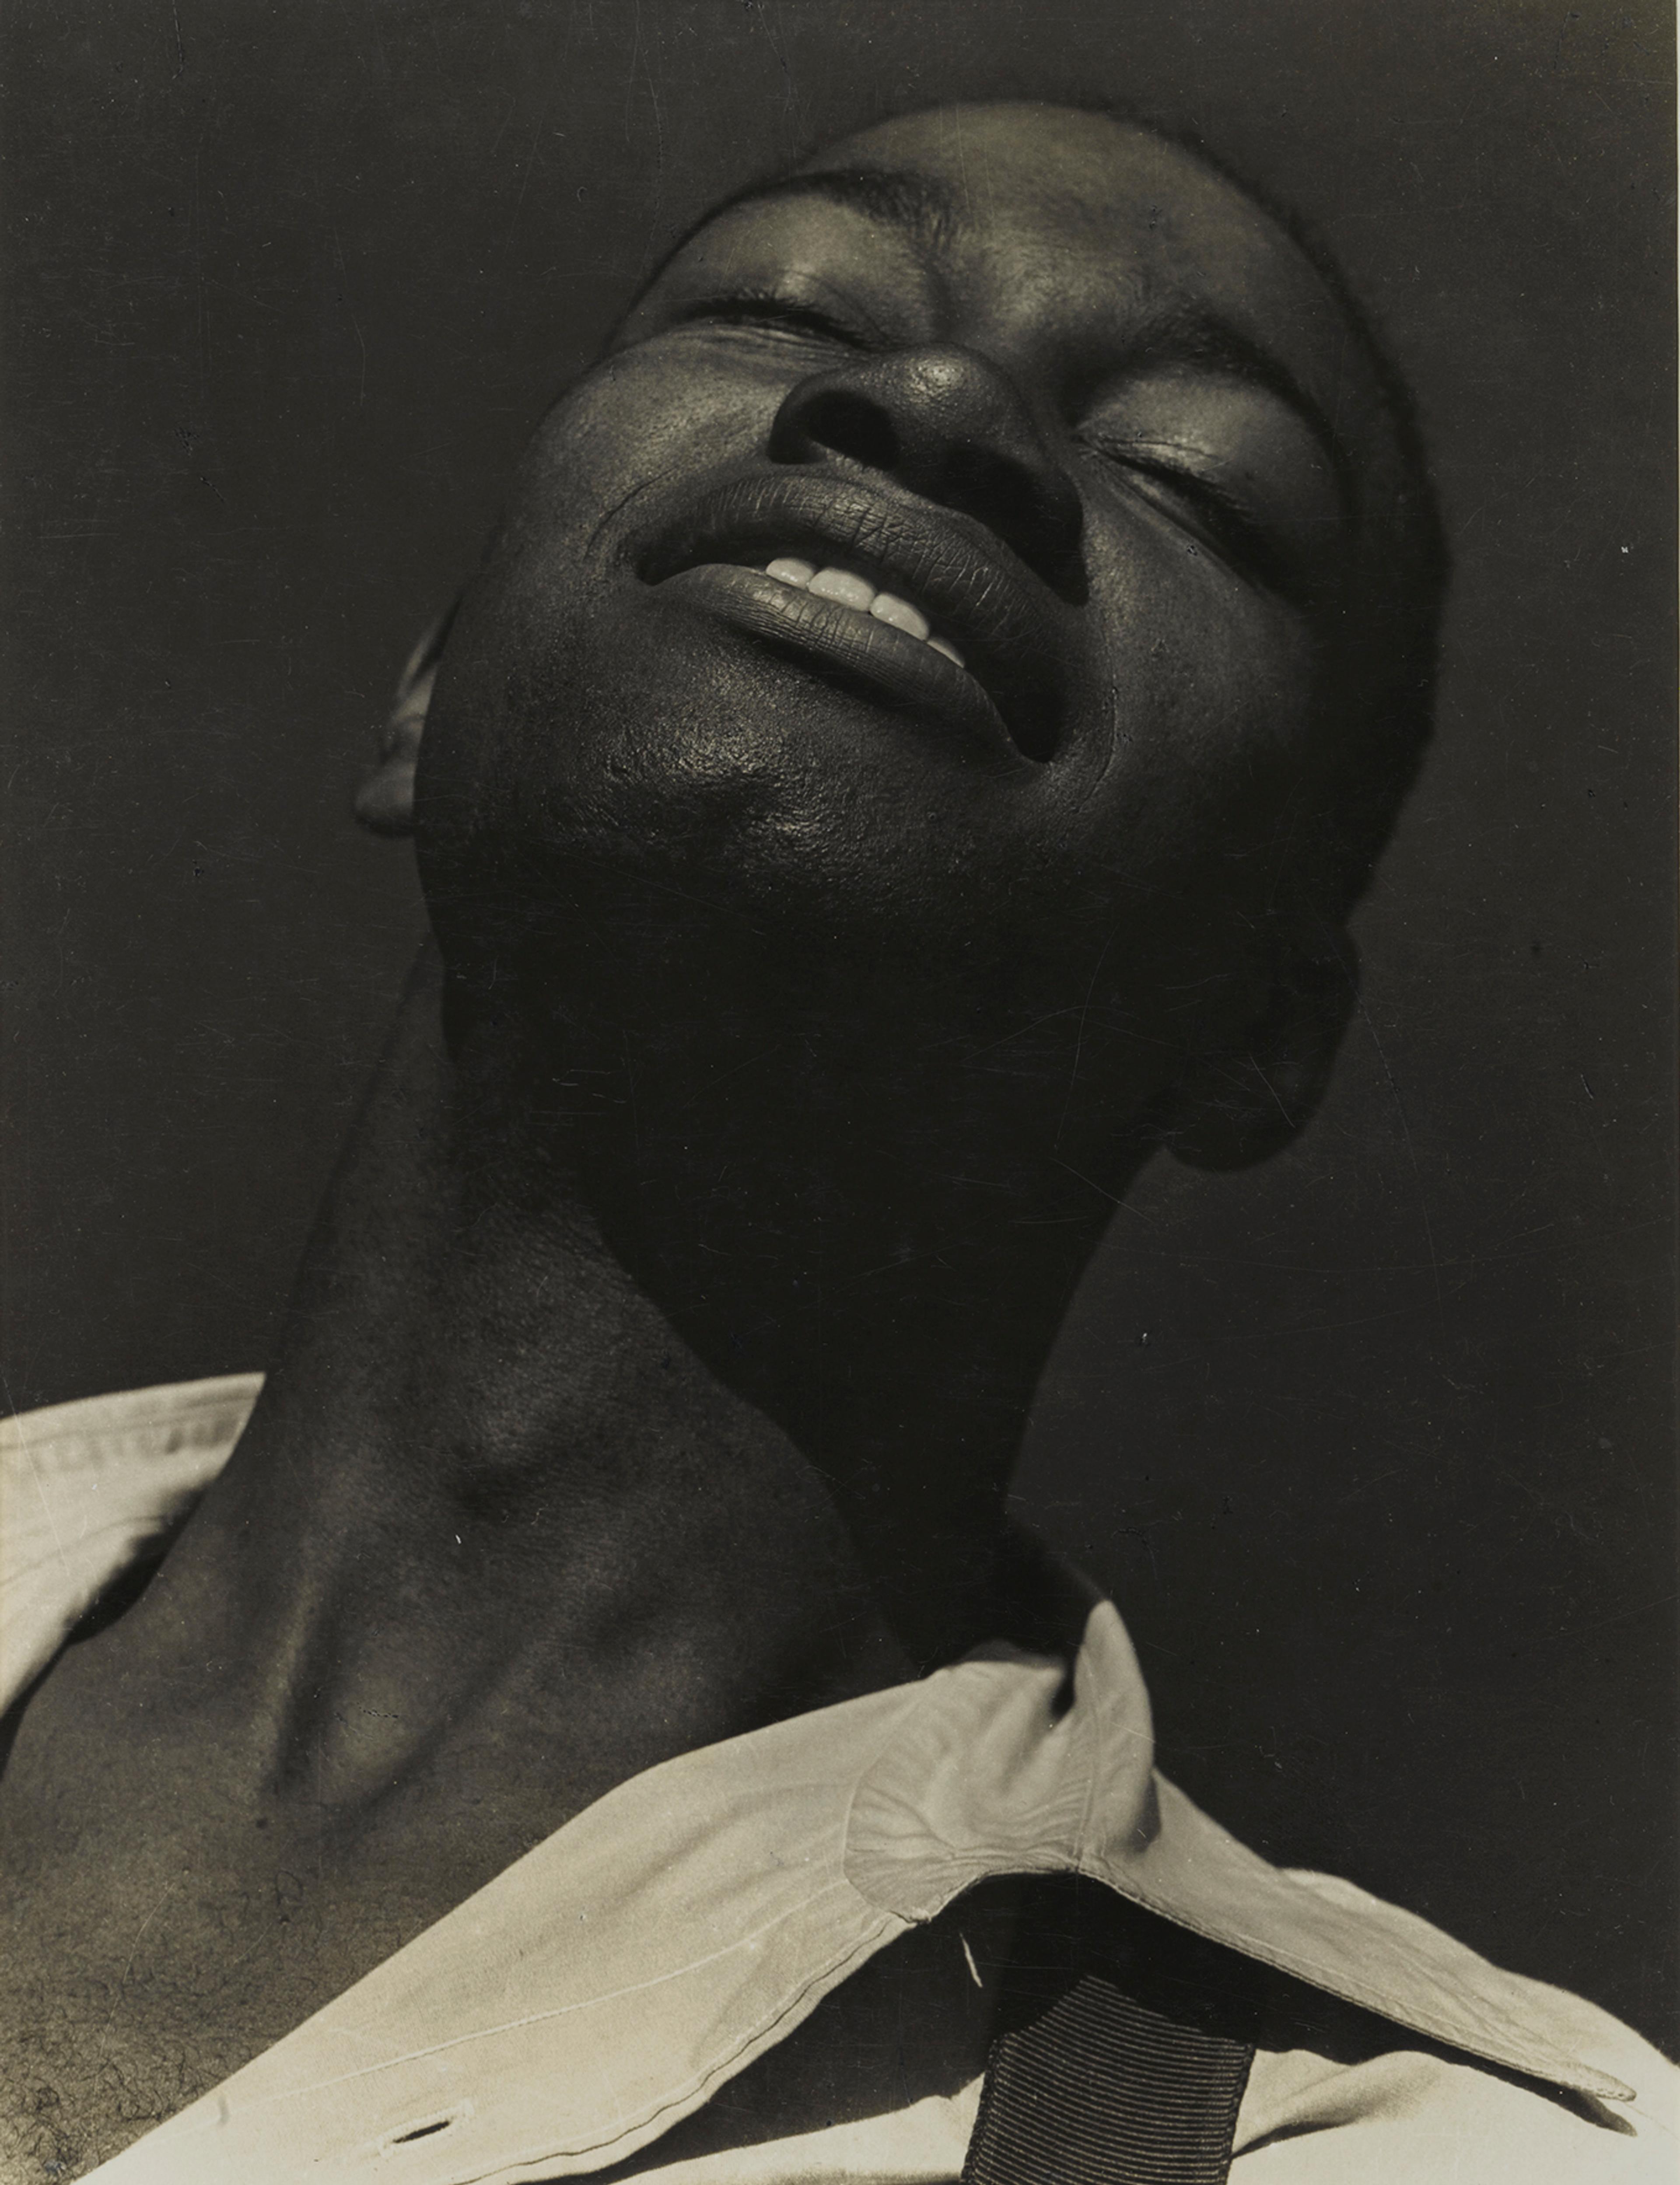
<box><xmin>656</xmin><ymin>165</ymin><xmax>960</xmax><ymax>275</ymax></box>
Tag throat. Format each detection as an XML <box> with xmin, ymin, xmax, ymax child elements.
<box><xmin>0</xmin><ymin>947</ymin><xmax>1082</xmax><ymax>2179</ymax></box>
<box><xmin>130</xmin><ymin>1293</ymin><xmax>916</xmax><ymax>1833</ymax></box>
<box><xmin>72</xmin><ymin>957</ymin><xmax>918</xmax><ymax>1838</ymax></box>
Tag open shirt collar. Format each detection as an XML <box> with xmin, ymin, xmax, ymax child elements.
<box><xmin>1</xmin><ymin>1377</ymin><xmax>1635</xmax><ymax>2185</ymax></box>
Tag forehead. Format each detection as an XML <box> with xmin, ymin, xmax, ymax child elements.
<box><xmin>672</xmin><ymin>105</ymin><xmax>1385</xmax><ymax>454</ymax></box>
<box><xmin>817</xmin><ymin>107</ymin><xmax>1311</xmax><ymax>290</ymax></box>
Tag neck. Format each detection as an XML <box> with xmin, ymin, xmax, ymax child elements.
<box><xmin>134</xmin><ymin>938</ymin><xmax>1126</xmax><ymax>1817</ymax></box>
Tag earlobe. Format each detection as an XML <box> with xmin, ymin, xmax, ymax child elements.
<box><xmin>354</xmin><ymin>604</ymin><xmax>460</xmax><ymax>839</ymax></box>
<box><xmin>1165</xmin><ymin>929</ymin><xmax>1359</xmax><ymax>1172</ymax></box>
<box><xmin>354</xmin><ymin>666</ymin><xmax>431</xmax><ymax>837</ymax></box>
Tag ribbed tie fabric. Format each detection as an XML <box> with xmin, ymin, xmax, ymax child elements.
<box><xmin>962</xmin><ymin>1974</ymin><xmax>1255</xmax><ymax>2185</ymax></box>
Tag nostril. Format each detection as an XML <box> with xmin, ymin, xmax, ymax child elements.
<box><xmin>946</xmin><ymin>446</ymin><xmax>1039</xmax><ymax>537</ymax></box>
<box><xmin>769</xmin><ymin>352</ymin><xmax>1084</xmax><ymax>593</ymax></box>
<box><xmin>938</xmin><ymin>446</ymin><xmax>1082</xmax><ymax>593</ymax></box>
<box><xmin>798</xmin><ymin>389</ymin><xmax>900</xmax><ymax>472</ymax></box>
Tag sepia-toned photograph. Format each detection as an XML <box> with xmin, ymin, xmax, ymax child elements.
<box><xmin>1</xmin><ymin>4</ymin><xmax>1674</xmax><ymax>2179</ymax></box>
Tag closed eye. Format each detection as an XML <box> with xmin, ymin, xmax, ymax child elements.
<box><xmin>1080</xmin><ymin>440</ymin><xmax>1319</xmax><ymax>605</ymax></box>
<box><xmin>670</xmin><ymin>291</ymin><xmax>875</xmax><ymax>351</ymax></box>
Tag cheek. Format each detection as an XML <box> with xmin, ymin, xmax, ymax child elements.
<box><xmin>1064</xmin><ymin>511</ymin><xmax>1320</xmax><ymax>872</ymax></box>
<box><xmin>501</xmin><ymin>351</ymin><xmax>780</xmax><ymax>572</ymax></box>
<box><xmin>427</xmin><ymin>361</ymin><xmax>786</xmax><ymax>799</ymax></box>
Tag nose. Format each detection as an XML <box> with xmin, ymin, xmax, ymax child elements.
<box><xmin>767</xmin><ymin>345</ymin><xmax>1083</xmax><ymax>587</ymax></box>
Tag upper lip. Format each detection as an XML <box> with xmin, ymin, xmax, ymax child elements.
<box><xmin>635</xmin><ymin>471</ymin><xmax>1074</xmax><ymax>761</ymax></box>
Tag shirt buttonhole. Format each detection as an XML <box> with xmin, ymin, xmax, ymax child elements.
<box><xmin>378</xmin><ymin>2102</ymin><xmax>475</xmax><ymax>2156</ymax></box>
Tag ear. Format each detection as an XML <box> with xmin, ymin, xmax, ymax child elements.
<box><xmin>1163</xmin><ymin>925</ymin><xmax>1359</xmax><ymax>1171</ymax></box>
<box><xmin>354</xmin><ymin>605</ymin><xmax>457</xmax><ymax>838</ymax></box>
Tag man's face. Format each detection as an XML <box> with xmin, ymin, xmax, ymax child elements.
<box><xmin>418</xmin><ymin>105</ymin><xmax>1391</xmax><ymax>1058</ymax></box>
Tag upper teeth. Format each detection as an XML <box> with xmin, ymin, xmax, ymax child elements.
<box><xmin>763</xmin><ymin>558</ymin><xmax>963</xmax><ymax>667</ymax></box>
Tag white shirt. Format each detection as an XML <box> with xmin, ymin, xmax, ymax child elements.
<box><xmin>2</xmin><ymin>1375</ymin><xmax>1673</xmax><ymax>2183</ymax></box>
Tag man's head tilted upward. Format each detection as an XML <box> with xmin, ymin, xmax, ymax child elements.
<box><xmin>364</xmin><ymin>102</ymin><xmax>1445</xmax><ymax>1182</ymax></box>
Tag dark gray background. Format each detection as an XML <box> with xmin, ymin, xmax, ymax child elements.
<box><xmin>3</xmin><ymin>0</ymin><xmax>1674</xmax><ymax>2043</ymax></box>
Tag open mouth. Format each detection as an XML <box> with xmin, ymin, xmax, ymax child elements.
<box><xmin>636</xmin><ymin>477</ymin><xmax>1068</xmax><ymax>763</ymax></box>
<box><xmin>758</xmin><ymin>555</ymin><xmax>967</xmax><ymax>667</ymax></box>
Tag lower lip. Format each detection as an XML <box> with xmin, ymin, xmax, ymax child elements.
<box><xmin>651</xmin><ymin>563</ymin><xmax>1026</xmax><ymax>765</ymax></box>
